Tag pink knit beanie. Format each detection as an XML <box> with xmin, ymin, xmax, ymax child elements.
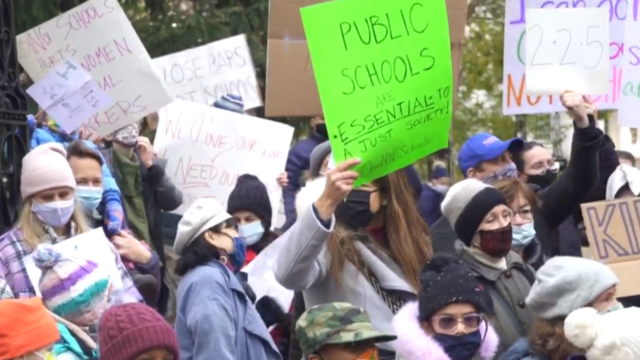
<box><xmin>21</xmin><ymin>143</ymin><xmax>76</xmax><ymax>200</ymax></box>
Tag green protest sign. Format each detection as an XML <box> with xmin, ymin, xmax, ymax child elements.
<box><xmin>301</xmin><ymin>0</ymin><xmax>452</xmax><ymax>185</ymax></box>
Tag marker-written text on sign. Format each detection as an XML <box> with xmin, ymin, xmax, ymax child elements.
<box><xmin>502</xmin><ymin>0</ymin><xmax>640</xmax><ymax>115</ymax></box>
<box><xmin>301</xmin><ymin>0</ymin><xmax>452</xmax><ymax>185</ymax></box>
<box><xmin>17</xmin><ymin>0</ymin><xmax>171</xmax><ymax>136</ymax></box>
<box><xmin>153</xmin><ymin>35</ymin><xmax>262</xmax><ymax>110</ymax></box>
<box><xmin>153</xmin><ymin>100</ymin><xmax>293</xmax><ymax>221</ymax></box>
<box><xmin>581</xmin><ymin>197</ymin><xmax>640</xmax><ymax>263</ymax></box>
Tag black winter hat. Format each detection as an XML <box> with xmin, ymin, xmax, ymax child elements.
<box><xmin>227</xmin><ymin>174</ymin><xmax>272</xmax><ymax>231</ymax></box>
<box><xmin>418</xmin><ymin>254</ymin><xmax>494</xmax><ymax>321</ymax></box>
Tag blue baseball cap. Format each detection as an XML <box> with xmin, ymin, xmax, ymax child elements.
<box><xmin>458</xmin><ymin>133</ymin><xmax>524</xmax><ymax>177</ymax></box>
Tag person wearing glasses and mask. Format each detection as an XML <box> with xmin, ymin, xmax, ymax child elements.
<box><xmin>431</xmin><ymin>92</ymin><xmax>603</xmax><ymax>259</ymax></box>
<box><xmin>393</xmin><ymin>254</ymin><xmax>499</xmax><ymax>360</ymax></box>
<box><xmin>441</xmin><ymin>179</ymin><xmax>535</xmax><ymax>353</ymax></box>
<box><xmin>493</xmin><ymin>179</ymin><xmax>545</xmax><ymax>270</ymax></box>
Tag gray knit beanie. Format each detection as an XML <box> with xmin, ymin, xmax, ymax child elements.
<box><xmin>526</xmin><ymin>256</ymin><xmax>618</xmax><ymax>319</ymax></box>
<box><xmin>441</xmin><ymin>179</ymin><xmax>507</xmax><ymax>245</ymax></box>
<box><xmin>309</xmin><ymin>141</ymin><xmax>331</xmax><ymax>178</ymax></box>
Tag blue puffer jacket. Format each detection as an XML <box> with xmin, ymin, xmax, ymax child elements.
<box><xmin>27</xmin><ymin>115</ymin><xmax>124</xmax><ymax>236</ymax></box>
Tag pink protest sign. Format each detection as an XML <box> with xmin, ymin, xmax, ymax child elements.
<box><xmin>502</xmin><ymin>0</ymin><xmax>638</xmax><ymax>115</ymax></box>
<box><xmin>16</xmin><ymin>0</ymin><xmax>172</xmax><ymax>136</ymax></box>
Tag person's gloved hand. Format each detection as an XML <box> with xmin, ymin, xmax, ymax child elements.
<box><xmin>104</xmin><ymin>199</ymin><xmax>124</xmax><ymax>237</ymax></box>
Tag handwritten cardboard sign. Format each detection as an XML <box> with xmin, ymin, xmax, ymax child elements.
<box><xmin>502</xmin><ymin>0</ymin><xmax>632</xmax><ymax>115</ymax></box>
<box><xmin>581</xmin><ymin>197</ymin><xmax>640</xmax><ymax>297</ymax></box>
<box><xmin>153</xmin><ymin>35</ymin><xmax>262</xmax><ymax>110</ymax></box>
<box><xmin>265</xmin><ymin>0</ymin><xmax>467</xmax><ymax>118</ymax></box>
<box><xmin>618</xmin><ymin>2</ymin><xmax>640</xmax><ymax>127</ymax></box>
<box><xmin>27</xmin><ymin>59</ymin><xmax>113</xmax><ymax>133</ymax></box>
<box><xmin>154</xmin><ymin>100</ymin><xmax>294</xmax><ymax>226</ymax></box>
<box><xmin>22</xmin><ymin>228</ymin><xmax>124</xmax><ymax>300</ymax></box>
<box><xmin>300</xmin><ymin>0</ymin><xmax>452</xmax><ymax>185</ymax></box>
<box><xmin>17</xmin><ymin>0</ymin><xmax>171</xmax><ymax>136</ymax></box>
<box><xmin>525</xmin><ymin>8</ymin><xmax>609</xmax><ymax>95</ymax></box>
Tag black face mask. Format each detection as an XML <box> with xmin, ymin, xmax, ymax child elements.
<box><xmin>315</xmin><ymin>123</ymin><xmax>328</xmax><ymax>138</ymax></box>
<box><xmin>334</xmin><ymin>189</ymin><xmax>376</xmax><ymax>230</ymax></box>
<box><xmin>527</xmin><ymin>170</ymin><xmax>558</xmax><ymax>189</ymax></box>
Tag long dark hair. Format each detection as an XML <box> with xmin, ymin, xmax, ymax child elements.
<box><xmin>174</xmin><ymin>220</ymin><xmax>233</xmax><ymax>276</ymax></box>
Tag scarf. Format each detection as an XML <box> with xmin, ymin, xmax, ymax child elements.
<box><xmin>111</xmin><ymin>149</ymin><xmax>151</xmax><ymax>243</ymax></box>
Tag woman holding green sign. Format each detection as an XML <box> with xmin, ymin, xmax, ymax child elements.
<box><xmin>274</xmin><ymin>157</ymin><xmax>433</xmax><ymax>360</ymax></box>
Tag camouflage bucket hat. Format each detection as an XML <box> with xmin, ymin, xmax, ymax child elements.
<box><xmin>295</xmin><ymin>302</ymin><xmax>397</xmax><ymax>356</ymax></box>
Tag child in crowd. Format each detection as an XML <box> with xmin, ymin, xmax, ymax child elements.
<box><xmin>0</xmin><ymin>297</ymin><xmax>85</xmax><ymax>360</ymax></box>
<box><xmin>393</xmin><ymin>254</ymin><xmax>499</xmax><ymax>360</ymax></box>
<box><xmin>565</xmin><ymin>306</ymin><xmax>640</xmax><ymax>360</ymax></box>
<box><xmin>500</xmin><ymin>256</ymin><xmax>620</xmax><ymax>360</ymax></box>
<box><xmin>295</xmin><ymin>302</ymin><xmax>396</xmax><ymax>360</ymax></box>
<box><xmin>33</xmin><ymin>243</ymin><xmax>110</xmax><ymax>356</ymax></box>
<box><xmin>98</xmin><ymin>303</ymin><xmax>179</xmax><ymax>360</ymax></box>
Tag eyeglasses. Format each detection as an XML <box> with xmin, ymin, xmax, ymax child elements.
<box><xmin>510</xmin><ymin>207</ymin><xmax>533</xmax><ymax>221</ymax></box>
<box><xmin>433</xmin><ymin>314</ymin><xmax>483</xmax><ymax>331</ymax></box>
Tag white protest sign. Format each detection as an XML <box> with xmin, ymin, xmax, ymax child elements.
<box><xmin>16</xmin><ymin>0</ymin><xmax>171</xmax><ymax>136</ymax></box>
<box><xmin>618</xmin><ymin>1</ymin><xmax>640</xmax><ymax>127</ymax></box>
<box><xmin>154</xmin><ymin>100</ymin><xmax>294</xmax><ymax>226</ymax></box>
<box><xmin>525</xmin><ymin>8</ymin><xmax>609</xmax><ymax>95</ymax></box>
<box><xmin>27</xmin><ymin>59</ymin><xmax>113</xmax><ymax>133</ymax></box>
<box><xmin>241</xmin><ymin>235</ymin><xmax>294</xmax><ymax>311</ymax></box>
<box><xmin>23</xmin><ymin>228</ymin><xmax>124</xmax><ymax>300</ymax></box>
<box><xmin>153</xmin><ymin>35</ymin><xmax>262</xmax><ymax>110</ymax></box>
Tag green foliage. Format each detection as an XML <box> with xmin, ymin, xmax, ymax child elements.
<box><xmin>453</xmin><ymin>0</ymin><xmax>554</xmax><ymax>153</ymax></box>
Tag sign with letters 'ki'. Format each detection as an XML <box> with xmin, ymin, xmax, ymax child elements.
<box><xmin>582</xmin><ymin>197</ymin><xmax>640</xmax><ymax>297</ymax></box>
<box><xmin>301</xmin><ymin>0</ymin><xmax>453</xmax><ymax>186</ymax></box>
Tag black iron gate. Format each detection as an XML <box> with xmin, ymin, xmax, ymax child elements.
<box><xmin>0</xmin><ymin>0</ymin><xmax>29</xmax><ymax>234</ymax></box>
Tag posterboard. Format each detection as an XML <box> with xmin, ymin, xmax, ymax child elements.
<box><xmin>16</xmin><ymin>0</ymin><xmax>171</xmax><ymax>136</ymax></box>
<box><xmin>618</xmin><ymin>1</ymin><xmax>640</xmax><ymax>127</ymax></box>
<box><xmin>241</xmin><ymin>235</ymin><xmax>294</xmax><ymax>311</ymax></box>
<box><xmin>525</xmin><ymin>8</ymin><xmax>609</xmax><ymax>95</ymax></box>
<box><xmin>153</xmin><ymin>35</ymin><xmax>262</xmax><ymax>110</ymax></box>
<box><xmin>154</xmin><ymin>100</ymin><xmax>294</xmax><ymax>226</ymax></box>
<box><xmin>22</xmin><ymin>228</ymin><xmax>124</xmax><ymax>299</ymax></box>
<box><xmin>264</xmin><ymin>0</ymin><xmax>467</xmax><ymax>117</ymax></box>
<box><xmin>301</xmin><ymin>0</ymin><xmax>452</xmax><ymax>185</ymax></box>
<box><xmin>502</xmin><ymin>0</ymin><xmax>634</xmax><ymax>115</ymax></box>
<box><xmin>581</xmin><ymin>198</ymin><xmax>640</xmax><ymax>297</ymax></box>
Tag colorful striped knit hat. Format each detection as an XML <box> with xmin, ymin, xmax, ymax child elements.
<box><xmin>33</xmin><ymin>243</ymin><xmax>110</xmax><ymax>324</ymax></box>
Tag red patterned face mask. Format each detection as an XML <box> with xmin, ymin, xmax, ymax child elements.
<box><xmin>355</xmin><ymin>348</ymin><xmax>379</xmax><ymax>360</ymax></box>
<box><xmin>479</xmin><ymin>224</ymin><xmax>512</xmax><ymax>258</ymax></box>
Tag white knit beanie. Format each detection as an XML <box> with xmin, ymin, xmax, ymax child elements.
<box><xmin>526</xmin><ymin>257</ymin><xmax>618</xmax><ymax>319</ymax></box>
<box><xmin>565</xmin><ymin>307</ymin><xmax>640</xmax><ymax>360</ymax></box>
<box><xmin>440</xmin><ymin>179</ymin><xmax>506</xmax><ymax>246</ymax></box>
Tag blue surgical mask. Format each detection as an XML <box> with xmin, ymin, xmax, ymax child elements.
<box><xmin>483</xmin><ymin>163</ymin><xmax>518</xmax><ymax>184</ymax></box>
<box><xmin>599</xmin><ymin>302</ymin><xmax>624</xmax><ymax>315</ymax></box>
<box><xmin>238</xmin><ymin>221</ymin><xmax>265</xmax><ymax>246</ymax></box>
<box><xmin>76</xmin><ymin>186</ymin><xmax>103</xmax><ymax>213</ymax></box>
<box><xmin>228</xmin><ymin>237</ymin><xmax>247</xmax><ymax>273</ymax></box>
<box><xmin>432</xmin><ymin>330</ymin><xmax>482</xmax><ymax>360</ymax></box>
<box><xmin>31</xmin><ymin>198</ymin><xmax>75</xmax><ymax>228</ymax></box>
<box><xmin>512</xmin><ymin>222</ymin><xmax>536</xmax><ymax>250</ymax></box>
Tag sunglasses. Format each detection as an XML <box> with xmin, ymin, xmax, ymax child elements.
<box><xmin>432</xmin><ymin>314</ymin><xmax>483</xmax><ymax>331</ymax></box>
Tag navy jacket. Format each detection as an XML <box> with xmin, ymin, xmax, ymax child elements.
<box><xmin>282</xmin><ymin>133</ymin><xmax>327</xmax><ymax>228</ymax></box>
<box><xmin>417</xmin><ymin>184</ymin><xmax>444</xmax><ymax>225</ymax></box>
